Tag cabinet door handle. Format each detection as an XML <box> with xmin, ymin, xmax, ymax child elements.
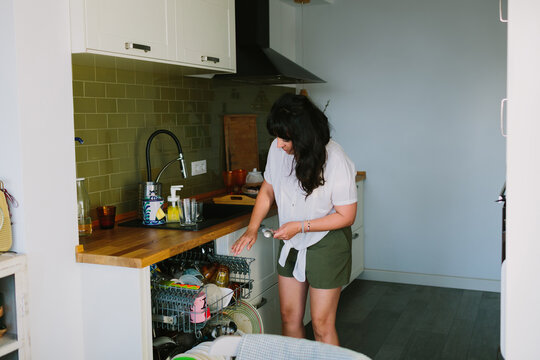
<box><xmin>255</xmin><ymin>297</ymin><xmax>267</xmax><ymax>309</ymax></box>
<box><xmin>500</xmin><ymin>98</ymin><xmax>508</xmax><ymax>137</ymax></box>
<box><xmin>201</xmin><ymin>55</ymin><xmax>220</xmax><ymax>64</ymax></box>
<box><xmin>352</xmin><ymin>232</ymin><xmax>359</xmax><ymax>240</ymax></box>
<box><xmin>499</xmin><ymin>0</ymin><xmax>508</xmax><ymax>23</ymax></box>
<box><xmin>125</xmin><ymin>42</ymin><xmax>151</xmax><ymax>53</ymax></box>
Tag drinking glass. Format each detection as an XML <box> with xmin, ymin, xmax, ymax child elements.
<box><xmin>97</xmin><ymin>206</ymin><xmax>116</xmax><ymax>229</ymax></box>
<box><xmin>222</xmin><ymin>171</ymin><xmax>234</xmax><ymax>194</ymax></box>
<box><xmin>233</xmin><ymin>169</ymin><xmax>247</xmax><ymax>194</ymax></box>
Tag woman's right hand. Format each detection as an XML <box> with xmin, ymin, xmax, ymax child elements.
<box><xmin>231</xmin><ymin>228</ymin><xmax>258</xmax><ymax>255</ymax></box>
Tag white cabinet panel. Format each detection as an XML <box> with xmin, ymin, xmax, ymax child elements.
<box><xmin>248</xmin><ymin>283</ymin><xmax>282</xmax><ymax>335</ymax></box>
<box><xmin>352</xmin><ymin>180</ymin><xmax>364</xmax><ymax>231</ymax></box>
<box><xmin>215</xmin><ymin>216</ymin><xmax>279</xmax><ymax>300</ymax></box>
<box><xmin>349</xmin><ymin>179</ymin><xmax>365</xmax><ymax>283</ymax></box>
<box><xmin>175</xmin><ymin>0</ymin><xmax>236</xmax><ymax>71</ymax></box>
<box><xmin>84</xmin><ymin>0</ymin><xmax>175</xmax><ymax>61</ymax></box>
<box><xmin>350</xmin><ymin>226</ymin><xmax>365</xmax><ymax>281</ymax></box>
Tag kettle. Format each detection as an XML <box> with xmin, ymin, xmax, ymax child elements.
<box><xmin>246</xmin><ymin>168</ymin><xmax>264</xmax><ymax>185</ymax></box>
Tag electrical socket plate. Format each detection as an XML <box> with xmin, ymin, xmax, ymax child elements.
<box><xmin>191</xmin><ymin>160</ymin><xmax>207</xmax><ymax>176</ymax></box>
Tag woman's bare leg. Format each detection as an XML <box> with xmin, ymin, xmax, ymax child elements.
<box><xmin>278</xmin><ymin>275</ymin><xmax>309</xmax><ymax>338</ymax></box>
<box><xmin>309</xmin><ymin>286</ymin><xmax>341</xmax><ymax>345</ymax></box>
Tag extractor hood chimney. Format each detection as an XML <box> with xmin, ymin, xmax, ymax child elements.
<box><xmin>215</xmin><ymin>0</ymin><xmax>325</xmax><ymax>85</ymax></box>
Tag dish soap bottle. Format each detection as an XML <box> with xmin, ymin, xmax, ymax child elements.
<box><xmin>167</xmin><ymin>185</ymin><xmax>183</xmax><ymax>223</ymax></box>
<box><xmin>76</xmin><ymin>178</ymin><xmax>92</xmax><ymax>236</ymax></box>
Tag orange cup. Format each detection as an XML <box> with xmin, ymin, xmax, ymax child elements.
<box><xmin>233</xmin><ymin>169</ymin><xmax>247</xmax><ymax>193</ymax></box>
<box><xmin>222</xmin><ymin>171</ymin><xmax>235</xmax><ymax>194</ymax></box>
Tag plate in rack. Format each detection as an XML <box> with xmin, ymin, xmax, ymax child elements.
<box><xmin>222</xmin><ymin>300</ymin><xmax>264</xmax><ymax>334</ymax></box>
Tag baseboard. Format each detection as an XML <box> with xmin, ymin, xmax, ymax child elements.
<box><xmin>357</xmin><ymin>268</ymin><xmax>501</xmax><ymax>292</ymax></box>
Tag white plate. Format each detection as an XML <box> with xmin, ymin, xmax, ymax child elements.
<box><xmin>222</xmin><ymin>300</ymin><xmax>263</xmax><ymax>334</ymax></box>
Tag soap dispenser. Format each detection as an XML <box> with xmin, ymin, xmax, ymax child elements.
<box><xmin>167</xmin><ymin>185</ymin><xmax>183</xmax><ymax>223</ymax></box>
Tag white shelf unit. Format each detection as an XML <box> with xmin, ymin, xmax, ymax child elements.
<box><xmin>0</xmin><ymin>253</ymin><xmax>29</xmax><ymax>359</ymax></box>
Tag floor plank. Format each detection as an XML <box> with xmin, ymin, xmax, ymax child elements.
<box><xmin>304</xmin><ymin>280</ymin><xmax>500</xmax><ymax>360</ymax></box>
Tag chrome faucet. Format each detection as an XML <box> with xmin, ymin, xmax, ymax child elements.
<box><xmin>145</xmin><ymin>129</ymin><xmax>187</xmax><ymax>182</ymax></box>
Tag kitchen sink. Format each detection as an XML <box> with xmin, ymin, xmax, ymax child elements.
<box><xmin>118</xmin><ymin>203</ymin><xmax>254</xmax><ymax>231</ymax></box>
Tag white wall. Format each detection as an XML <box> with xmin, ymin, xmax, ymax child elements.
<box><xmin>298</xmin><ymin>0</ymin><xmax>507</xmax><ymax>290</ymax></box>
<box><xmin>0</xmin><ymin>0</ymin><xmax>84</xmax><ymax>358</ymax></box>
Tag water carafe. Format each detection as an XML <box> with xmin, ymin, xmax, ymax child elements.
<box><xmin>76</xmin><ymin>178</ymin><xmax>92</xmax><ymax>236</ymax></box>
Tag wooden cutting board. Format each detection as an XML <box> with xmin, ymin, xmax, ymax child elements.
<box><xmin>213</xmin><ymin>194</ymin><xmax>256</xmax><ymax>205</ymax></box>
<box><xmin>224</xmin><ymin>114</ymin><xmax>259</xmax><ymax>171</ymax></box>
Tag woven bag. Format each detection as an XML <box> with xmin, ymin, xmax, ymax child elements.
<box><xmin>0</xmin><ymin>181</ymin><xmax>12</xmax><ymax>251</ymax></box>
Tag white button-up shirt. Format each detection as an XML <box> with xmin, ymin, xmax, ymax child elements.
<box><xmin>264</xmin><ymin>138</ymin><xmax>357</xmax><ymax>282</ymax></box>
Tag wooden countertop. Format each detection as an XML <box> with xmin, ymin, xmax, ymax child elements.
<box><xmin>76</xmin><ymin>171</ymin><xmax>366</xmax><ymax>269</ymax></box>
<box><xmin>76</xmin><ymin>207</ymin><xmax>277</xmax><ymax>269</ymax></box>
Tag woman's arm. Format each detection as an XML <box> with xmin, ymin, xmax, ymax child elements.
<box><xmin>272</xmin><ymin>202</ymin><xmax>357</xmax><ymax>240</ymax></box>
<box><xmin>231</xmin><ymin>180</ymin><xmax>275</xmax><ymax>255</ymax></box>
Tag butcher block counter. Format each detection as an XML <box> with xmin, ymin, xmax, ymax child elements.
<box><xmin>75</xmin><ymin>171</ymin><xmax>366</xmax><ymax>269</ymax></box>
<box><xmin>76</xmin><ymin>206</ymin><xmax>277</xmax><ymax>269</ymax></box>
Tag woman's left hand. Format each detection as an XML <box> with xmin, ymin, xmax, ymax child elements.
<box><xmin>273</xmin><ymin>221</ymin><xmax>301</xmax><ymax>240</ymax></box>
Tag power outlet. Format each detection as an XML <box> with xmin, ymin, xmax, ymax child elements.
<box><xmin>191</xmin><ymin>160</ymin><xmax>207</xmax><ymax>176</ymax></box>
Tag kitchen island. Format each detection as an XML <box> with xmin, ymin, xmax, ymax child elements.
<box><xmin>76</xmin><ymin>172</ymin><xmax>365</xmax><ymax>360</ymax></box>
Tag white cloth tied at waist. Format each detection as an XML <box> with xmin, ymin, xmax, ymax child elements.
<box><xmin>278</xmin><ymin>230</ymin><xmax>329</xmax><ymax>282</ymax></box>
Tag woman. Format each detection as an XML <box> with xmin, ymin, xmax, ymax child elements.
<box><xmin>231</xmin><ymin>93</ymin><xmax>357</xmax><ymax>346</ymax></box>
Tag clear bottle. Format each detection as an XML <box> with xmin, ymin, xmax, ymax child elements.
<box><xmin>76</xmin><ymin>178</ymin><xmax>92</xmax><ymax>236</ymax></box>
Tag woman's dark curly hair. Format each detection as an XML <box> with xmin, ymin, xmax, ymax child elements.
<box><xmin>267</xmin><ymin>93</ymin><xmax>330</xmax><ymax>197</ymax></box>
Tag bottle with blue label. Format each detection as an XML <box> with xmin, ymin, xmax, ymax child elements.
<box><xmin>142</xmin><ymin>182</ymin><xmax>166</xmax><ymax>225</ymax></box>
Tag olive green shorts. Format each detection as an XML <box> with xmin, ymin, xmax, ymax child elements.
<box><xmin>277</xmin><ymin>227</ymin><xmax>352</xmax><ymax>289</ymax></box>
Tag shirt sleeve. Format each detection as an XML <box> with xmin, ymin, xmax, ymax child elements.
<box><xmin>264</xmin><ymin>138</ymin><xmax>278</xmax><ymax>185</ymax></box>
<box><xmin>329</xmin><ymin>148</ymin><xmax>357</xmax><ymax>206</ymax></box>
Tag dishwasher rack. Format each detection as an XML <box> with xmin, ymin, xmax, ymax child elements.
<box><xmin>151</xmin><ymin>252</ymin><xmax>254</xmax><ymax>335</ymax></box>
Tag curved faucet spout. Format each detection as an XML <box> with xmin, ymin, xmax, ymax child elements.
<box><xmin>145</xmin><ymin>129</ymin><xmax>187</xmax><ymax>182</ymax></box>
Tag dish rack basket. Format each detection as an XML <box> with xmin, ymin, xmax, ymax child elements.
<box><xmin>151</xmin><ymin>253</ymin><xmax>254</xmax><ymax>335</ymax></box>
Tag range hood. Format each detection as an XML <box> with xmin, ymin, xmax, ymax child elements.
<box><xmin>215</xmin><ymin>0</ymin><xmax>325</xmax><ymax>85</ymax></box>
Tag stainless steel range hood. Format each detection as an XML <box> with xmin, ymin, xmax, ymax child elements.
<box><xmin>215</xmin><ymin>0</ymin><xmax>325</xmax><ymax>85</ymax></box>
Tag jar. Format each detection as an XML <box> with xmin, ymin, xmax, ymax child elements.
<box><xmin>246</xmin><ymin>168</ymin><xmax>264</xmax><ymax>185</ymax></box>
<box><xmin>214</xmin><ymin>265</ymin><xmax>230</xmax><ymax>288</ymax></box>
<box><xmin>201</xmin><ymin>263</ymin><xmax>218</xmax><ymax>282</ymax></box>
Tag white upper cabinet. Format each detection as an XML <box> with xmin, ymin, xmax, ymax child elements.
<box><xmin>175</xmin><ymin>0</ymin><xmax>236</xmax><ymax>71</ymax></box>
<box><xmin>70</xmin><ymin>0</ymin><xmax>235</xmax><ymax>72</ymax></box>
<box><xmin>71</xmin><ymin>0</ymin><xmax>175</xmax><ymax>61</ymax></box>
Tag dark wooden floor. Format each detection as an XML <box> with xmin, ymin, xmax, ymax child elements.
<box><xmin>305</xmin><ymin>280</ymin><xmax>501</xmax><ymax>360</ymax></box>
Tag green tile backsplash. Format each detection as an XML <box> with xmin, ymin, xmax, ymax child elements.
<box><xmin>72</xmin><ymin>53</ymin><xmax>291</xmax><ymax>219</ymax></box>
